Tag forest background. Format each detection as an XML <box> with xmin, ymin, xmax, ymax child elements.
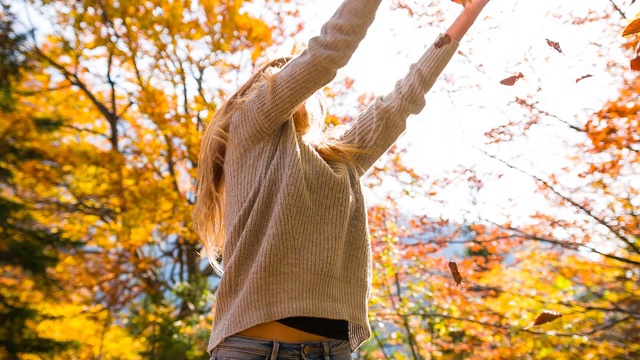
<box><xmin>1</xmin><ymin>0</ymin><xmax>639</xmax><ymax>359</ymax></box>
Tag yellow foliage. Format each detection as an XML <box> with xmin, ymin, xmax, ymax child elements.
<box><xmin>33</xmin><ymin>304</ymin><xmax>144</xmax><ymax>359</ymax></box>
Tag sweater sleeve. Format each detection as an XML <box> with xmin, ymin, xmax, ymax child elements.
<box><xmin>234</xmin><ymin>0</ymin><xmax>383</xmax><ymax>144</ymax></box>
<box><xmin>339</xmin><ymin>34</ymin><xmax>459</xmax><ymax>175</ymax></box>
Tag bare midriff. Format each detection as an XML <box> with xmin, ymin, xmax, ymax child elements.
<box><xmin>238</xmin><ymin>321</ymin><xmax>330</xmax><ymax>342</ymax></box>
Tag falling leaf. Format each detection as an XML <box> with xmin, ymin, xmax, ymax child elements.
<box><xmin>435</xmin><ymin>34</ymin><xmax>452</xmax><ymax>49</ymax></box>
<box><xmin>575</xmin><ymin>74</ymin><xmax>593</xmax><ymax>83</ymax></box>
<box><xmin>448</xmin><ymin>261</ymin><xmax>462</xmax><ymax>286</ymax></box>
<box><xmin>525</xmin><ymin>310</ymin><xmax>563</xmax><ymax>329</ymax></box>
<box><xmin>545</xmin><ymin>39</ymin><xmax>563</xmax><ymax>54</ymax></box>
<box><xmin>622</xmin><ymin>17</ymin><xmax>640</xmax><ymax>37</ymax></box>
<box><xmin>500</xmin><ymin>72</ymin><xmax>524</xmax><ymax>86</ymax></box>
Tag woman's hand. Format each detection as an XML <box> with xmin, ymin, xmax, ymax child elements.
<box><xmin>462</xmin><ymin>0</ymin><xmax>490</xmax><ymax>17</ymax></box>
<box><xmin>446</xmin><ymin>0</ymin><xmax>491</xmax><ymax>42</ymax></box>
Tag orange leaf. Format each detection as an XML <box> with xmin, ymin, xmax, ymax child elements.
<box><xmin>448</xmin><ymin>261</ymin><xmax>462</xmax><ymax>286</ymax></box>
<box><xmin>528</xmin><ymin>310</ymin><xmax>563</xmax><ymax>328</ymax></box>
<box><xmin>500</xmin><ymin>72</ymin><xmax>524</xmax><ymax>86</ymax></box>
<box><xmin>622</xmin><ymin>17</ymin><xmax>640</xmax><ymax>37</ymax></box>
<box><xmin>435</xmin><ymin>34</ymin><xmax>452</xmax><ymax>49</ymax></box>
<box><xmin>545</xmin><ymin>39</ymin><xmax>563</xmax><ymax>54</ymax></box>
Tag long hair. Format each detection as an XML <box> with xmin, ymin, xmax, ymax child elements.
<box><xmin>193</xmin><ymin>57</ymin><xmax>360</xmax><ymax>273</ymax></box>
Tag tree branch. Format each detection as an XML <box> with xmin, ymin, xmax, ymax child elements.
<box><xmin>388</xmin><ymin>272</ymin><xmax>422</xmax><ymax>360</ymax></box>
<box><xmin>371</xmin><ymin>324</ymin><xmax>393</xmax><ymax>360</ymax></box>
<box><xmin>61</xmin><ymin>124</ymin><xmax>109</xmax><ymax>138</ymax></box>
<box><xmin>607</xmin><ymin>0</ymin><xmax>627</xmax><ymax>20</ymax></box>
<box><xmin>477</xmin><ymin>148</ymin><xmax>640</xmax><ymax>255</ymax></box>
<box><xmin>514</xmin><ymin>97</ymin><xmax>585</xmax><ymax>133</ymax></box>
<box><xmin>382</xmin><ymin>312</ymin><xmax>634</xmax><ymax>338</ymax></box>
<box><xmin>33</xmin><ymin>47</ymin><xmax>120</xmax><ymax>150</ymax></box>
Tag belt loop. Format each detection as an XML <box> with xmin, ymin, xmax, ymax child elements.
<box><xmin>270</xmin><ymin>340</ymin><xmax>280</xmax><ymax>360</ymax></box>
<box><xmin>322</xmin><ymin>340</ymin><xmax>330</xmax><ymax>360</ymax></box>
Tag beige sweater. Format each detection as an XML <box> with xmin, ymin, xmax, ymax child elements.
<box><xmin>207</xmin><ymin>0</ymin><xmax>459</xmax><ymax>352</ymax></box>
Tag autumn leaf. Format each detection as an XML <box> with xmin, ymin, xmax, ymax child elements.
<box><xmin>435</xmin><ymin>34</ymin><xmax>453</xmax><ymax>49</ymax></box>
<box><xmin>500</xmin><ymin>72</ymin><xmax>524</xmax><ymax>86</ymax></box>
<box><xmin>545</xmin><ymin>39</ymin><xmax>564</xmax><ymax>54</ymax></box>
<box><xmin>525</xmin><ymin>310</ymin><xmax>563</xmax><ymax>328</ymax></box>
<box><xmin>576</xmin><ymin>74</ymin><xmax>593</xmax><ymax>83</ymax></box>
<box><xmin>622</xmin><ymin>17</ymin><xmax>640</xmax><ymax>37</ymax></box>
<box><xmin>448</xmin><ymin>261</ymin><xmax>462</xmax><ymax>286</ymax></box>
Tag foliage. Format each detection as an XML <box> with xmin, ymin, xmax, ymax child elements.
<box><xmin>1</xmin><ymin>0</ymin><xmax>301</xmax><ymax>358</ymax></box>
<box><xmin>3</xmin><ymin>0</ymin><xmax>639</xmax><ymax>358</ymax></box>
<box><xmin>0</xmin><ymin>3</ymin><xmax>79</xmax><ymax>358</ymax></box>
<box><xmin>356</xmin><ymin>1</ymin><xmax>640</xmax><ymax>359</ymax></box>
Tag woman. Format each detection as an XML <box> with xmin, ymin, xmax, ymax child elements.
<box><xmin>194</xmin><ymin>0</ymin><xmax>491</xmax><ymax>358</ymax></box>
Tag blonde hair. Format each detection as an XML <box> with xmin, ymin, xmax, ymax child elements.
<box><xmin>193</xmin><ymin>57</ymin><xmax>360</xmax><ymax>273</ymax></box>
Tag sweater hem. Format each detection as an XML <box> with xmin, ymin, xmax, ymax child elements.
<box><xmin>207</xmin><ymin>271</ymin><xmax>371</xmax><ymax>353</ymax></box>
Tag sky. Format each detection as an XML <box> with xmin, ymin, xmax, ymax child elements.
<box><xmin>279</xmin><ymin>0</ymin><xmax>640</xmax><ymax>224</ymax></box>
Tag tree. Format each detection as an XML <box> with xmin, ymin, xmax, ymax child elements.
<box><xmin>353</xmin><ymin>0</ymin><xmax>640</xmax><ymax>358</ymax></box>
<box><xmin>0</xmin><ymin>3</ymin><xmax>78</xmax><ymax>358</ymax></box>
<box><xmin>5</xmin><ymin>0</ymin><xmax>303</xmax><ymax>357</ymax></box>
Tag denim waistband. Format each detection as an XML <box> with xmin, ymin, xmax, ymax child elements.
<box><xmin>213</xmin><ymin>334</ymin><xmax>350</xmax><ymax>359</ymax></box>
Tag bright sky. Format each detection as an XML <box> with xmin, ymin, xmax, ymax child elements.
<box><xmin>283</xmin><ymin>0</ymin><xmax>639</xmax><ymax>223</ymax></box>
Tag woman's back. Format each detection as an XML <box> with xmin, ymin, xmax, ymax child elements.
<box><xmin>212</xmin><ymin>106</ymin><xmax>371</xmax><ymax>351</ymax></box>
<box><xmin>196</xmin><ymin>0</ymin><xmax>492</xmax><ymax>357</ymax></box>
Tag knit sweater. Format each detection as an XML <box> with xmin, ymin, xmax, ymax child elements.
<box><xmin>207</xmin><ymin>0</ymin><xmax>459</xmax><ymax>353</ymax></box>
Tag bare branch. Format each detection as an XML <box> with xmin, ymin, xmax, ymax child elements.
<box><xmin>514</xmin><ymin>97</ymin><xmax>585</xmax><ymax>133</ymax></box>
<box><xmin>607</xmin><ymin>0</ymin><xmax>627</xmax><ymax>20</ymax></box>
<box><xmin>477</xmin><ymin>148</ymin><xmax>640</xmax><ymax>255</ymax></box>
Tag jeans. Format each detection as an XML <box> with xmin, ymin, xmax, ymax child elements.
<box><xmin>209</xmin><ymin>335</ymin><xmax>352</xmax><ymax>360</ymax></box>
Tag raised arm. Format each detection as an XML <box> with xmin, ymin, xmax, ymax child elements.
<box><xmin>339</xmin><ymin>0</ymin><xmax>491</xmax><ymax>174</ymax></box>
<box><xmin>234</xmin><ymin>0</ymin><xmax>383</xmax><ymax>144</ymax></box>
<box><xmin>446</xmin><ymin>0</ymin><xmax>490</xmax><ymax>42</ymax></box>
